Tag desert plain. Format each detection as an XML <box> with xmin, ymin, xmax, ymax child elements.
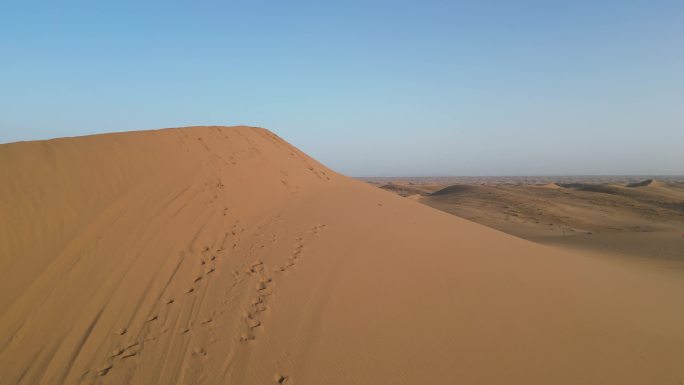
<box><xmin>366</xmin><ymin>176</ymin><xmax>684</xmax><ymax>266</ymax></box>
<box><xmin>1</xmin><ymin>126</ymin><xmax>684</xmax><ymax>385</ymax></box>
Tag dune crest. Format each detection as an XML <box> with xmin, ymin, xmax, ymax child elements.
<box><xmin>1</xmin><ymin>126</ymin><xmax>683</xmax><ymax>385</ymax></box>
<box><xmin>537</xmin><ymin>181</ymin><xmax>562</xmax><ymax>189</ymax></box>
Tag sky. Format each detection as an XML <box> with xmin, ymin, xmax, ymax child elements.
<box><xmin>1</xmin><ymin>1</ymin><xmax>683</xmax><ymax>176</ymax></box>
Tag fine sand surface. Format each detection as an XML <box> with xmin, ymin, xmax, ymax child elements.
<box><xmin>2</xmin><ymin>126</ymin><xmax>684</xmax><ymax>385</ymax></box>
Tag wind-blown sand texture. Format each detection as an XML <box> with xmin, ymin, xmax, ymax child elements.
<box><xmin>1</xmin><ymin>126</ymin><xmax>683</xmax><ymax>385</ymax></box>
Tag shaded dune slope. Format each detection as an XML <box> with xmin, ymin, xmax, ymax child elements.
<box><xmin>626</xmin><ymin>179</ymin><xmax>660</xmax><ymax>188</ymax></box>
<box><xmin>379</xmin><ymin>182</ymin><xmax>444</xmax><ymax>197</ymax></box>
<box><xmin>1</xmin><ymin>127</ymin><xmax>683</xmax><ymax>385</ymax></box>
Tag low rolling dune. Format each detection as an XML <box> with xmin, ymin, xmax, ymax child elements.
<box><xmin>406</xmin><ymin>181</ymin><xmax>684</xmax><ymax>264</ymax></box>
<box><xmin>2</xmin><ymin>126</ymin><xmax>684</xmax><ymax>385</ymax></box>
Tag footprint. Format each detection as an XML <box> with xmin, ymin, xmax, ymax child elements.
<box><xmin>247</xmin><ymin>319</ymin><xmax>261</xmax><ymax>329</ymax></box>
<box><xmin>207</xmin><ymin>268</ymin><xmax>215</xmax><ymax>274</ymax></box>
<box><xmin>110</xmin><ymin>348</ymin><xmax>125</xmax><ymax>358</ymax></box>
<box><xmin>250</xmin><ymin>261</ymin><xmax>264</xmax><ymax>273</ymax></box>
<box><xmin>201</xmin><ymin>318</ymin><xmax>213</xmax><ymax>325</ymax></box>
<box><xmin>97</xmin><ymin>364</ymin><xmax>113</xmax><ymax>376</ymax></box>
<box><xmin>274</xmin><ymin>374</ymin><xmax>288</xmax><ymax>384</ymax></box>
<box><xmin>194</xmin><ymin>276</ymin><xmax>203</xmax><ymax>283</ymax></box>
<box><xmin>126</xmin><ymin>342</ymin><xmax>140</xmax><ymax>350</ymax></box>
<box><xmin>180</xmin><ymin>328</ymin><xmax>190</xmax><ymax>335</ymax></box>
<box><xmin>186</xmin><ymin>287</ymin><xmax>195</xmax><ymax>294</ymax></box>
<box><xmin>257</xmin><ymin>282</ymin><xmax>268</xmax><ymax>291</ymax></box>
<box><xmin>165</xmin><ymin>299</ymin><xmax>175</xmax><ymax>305</ymax></box>
<box><xmin>193</xmin><ymin>347</ymin><xmax>208</xmax><ymax>356</ymax></box>
<box><xmin>115</xmin><ymin>328</ymin><xmax>127</xmax><ymax>336</ymax></box>
<box><xmin>146</xmin><ymin>314</ymin><xmax>158</xmax><ymax>322</ymax></box>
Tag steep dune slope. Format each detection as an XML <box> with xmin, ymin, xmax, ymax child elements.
<box><xmin>1</xmin><ymin>126</ymin><xmax>683</xmax><ymax>385</ymax></box>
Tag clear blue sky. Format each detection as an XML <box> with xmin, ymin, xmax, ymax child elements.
<box><xmin>1</xmin><ymin>1</ymin><xmax>682</xmax><ymax>176</ymax></box>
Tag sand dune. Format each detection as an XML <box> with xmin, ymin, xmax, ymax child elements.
<box><xmin>2</xmin><ymin>126</ymin><xmax>684</xmax><ymax>385</ymax></box>
<box><xmin>537</xmin><ymin>181</ymin><xmax>562</xmax><ymax>189</ymax></box>
<box><xmin>379</xmin><ymin>182</ymin><xmax>445</xmax><ymax>197</ymax></box>
<box><xmin>378</xmin><ymin>180</ymin><xmax>684</xmax><ymax>264</ymax></box>
<box><xmin>626</xmin><ymin>179</ymin><xmax>660</xmax><ymax>188</ymax></box>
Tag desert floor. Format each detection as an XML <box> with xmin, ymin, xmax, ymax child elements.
<box><xmin>2</xmin><ymin>127</ymin><xmax>683</xmax><ymax>385</ymax></box>
<box><xmin>371</xmin><ymin>178</ymin><xmax>684</xmax><ymax>268</ymax></box>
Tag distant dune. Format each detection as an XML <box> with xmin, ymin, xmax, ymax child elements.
<box><xmin>378</xmin><ymin>182</ymin><xmax>443</xmax><ymax>197</ymax></box>
<box><xmin>626</xmin><ymin>178</ymin><xmax>661</xmax><ymax>188</ymax></box>
<box><xmin>537</xmin><ymin>182</ymin><xmax>562</xmax><ymax>189</ymax></box>
<box><xmin>2</xmin><ymin>127</ymin><xmax>684</xmax><ymax>385</ymax></box>
<box><xmin>430</xmin><ymin>184</ymin><xmax>481</xmax><ymax>195</ymax></box>
<box><xmin>378</xmin><ymin>179</ymin><xmax>684</xmax><ymax>263</ymax></box>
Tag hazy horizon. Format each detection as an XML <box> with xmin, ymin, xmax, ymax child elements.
<box><xmin>355</xmin><ymin>174</ymin><xmax>684</xmax><ymax>178</ymax></box>
<box><xmin>2</xmin><ymin>1</ymin><xmax>682</xmax><ymax>176</ymax></box>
